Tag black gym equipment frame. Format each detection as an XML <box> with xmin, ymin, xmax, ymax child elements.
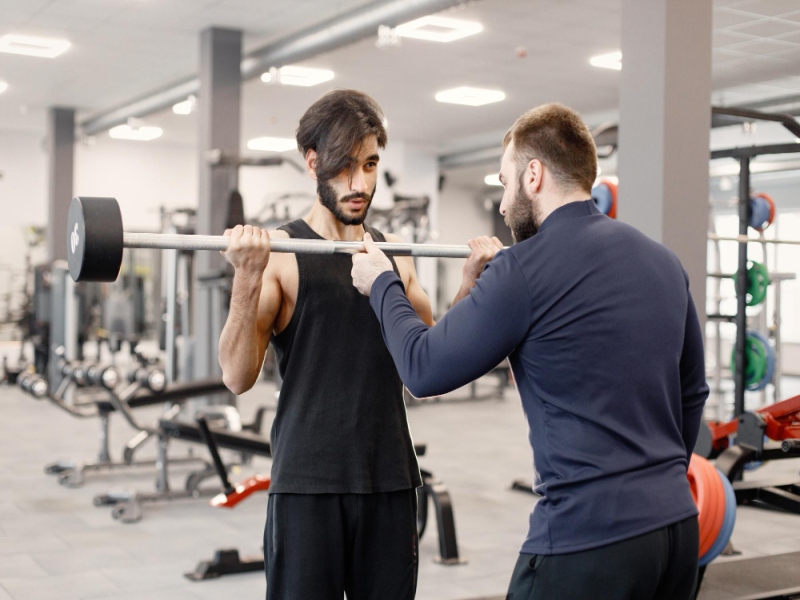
<box><xmin>185</xmin><ymin>420</ymin><xmax>466</xmax><ymax>581</ymax></box>
<box><xmin>709</xmin><ymin>108</ymin><xmax>800</xmax><ymax>419</ymax></box>
<box><xmin>27</xmin><ymin>363</ymin><xmax>224</xmax><ymax>487</ymax></box>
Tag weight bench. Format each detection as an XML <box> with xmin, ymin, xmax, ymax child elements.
<box><xmin>184</xmin><ymin>417</ymin><xmax>465</xmax><ymax>581</ymax></box>
<box><xmin>90</xmin><ymin>378</ymin><xmax>267</xmax><ymax>523</ymax></box>
<box><xmin>35</xmin><ymin>360</ymin><xmax>227</xmax><ymax>487</ymax></box>
<box><xmin>715</xmin><ymin>394</ymin><xmax>800</xmax><ymax>514</ymax></box>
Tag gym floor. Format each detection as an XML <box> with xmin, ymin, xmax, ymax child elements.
<box><xmin>1</xmin><ymin>375</ymin><xmax>800</xmax><ymax>600</ymax></box>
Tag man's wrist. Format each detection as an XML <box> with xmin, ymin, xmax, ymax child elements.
<box><xmin>233</xmin><ymin>269</ymin><xmax>264</xmax><ymax>293</ymax></box>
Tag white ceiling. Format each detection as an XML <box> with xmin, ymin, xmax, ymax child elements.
<box><xmin>1</xmin><ymin>0</ymin><xmax>800</xmax><ymax>154</ymax></box>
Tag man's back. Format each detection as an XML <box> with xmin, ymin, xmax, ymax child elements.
<box><xmin>507</xmin><ymin>200</ymin><xmax>707</xmax><ymax>554</ymax></box>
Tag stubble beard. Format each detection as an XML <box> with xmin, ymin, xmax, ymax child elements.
<box><xmin>317</xmin><ymin>179</ymin><xmax>376</xmax><ymax>226</ymax></box>
<box><xmin>505</xmin><ymin>177</ymin><xmax>543</xmax><ymax>243</ymax></box>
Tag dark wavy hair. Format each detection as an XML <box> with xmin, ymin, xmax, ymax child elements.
<box><xmin>296</xmin><ymin>89</ymin><xmax>388</xmax><ymax>181</ymax></box>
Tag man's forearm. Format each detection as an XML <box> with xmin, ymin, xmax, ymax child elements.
<box><xmin>219</xmin><ymin>272</ymin><xmax>264</xmax><ymax>393</ymax></box>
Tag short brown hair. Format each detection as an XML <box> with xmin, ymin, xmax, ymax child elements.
<box><xmin>296</xmin><ymin>89</ymin><xmax>387</xmax><ymax>182</ymax></box>
<box><xmin>503</xmin><ymin>103</ymin><xmax>597</xmax><ymax>194</ymax></box>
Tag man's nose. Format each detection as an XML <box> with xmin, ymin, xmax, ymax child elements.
<box><xmin>351</xmin><ymin>168</ymin><xmax>368</xmax><ymax>193</ymax></box>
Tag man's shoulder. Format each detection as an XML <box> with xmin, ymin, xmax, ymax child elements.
<box><xmin>269</xmin><ymin>228</ymin><xmax>291</xmax><ymax>239</ymax></box>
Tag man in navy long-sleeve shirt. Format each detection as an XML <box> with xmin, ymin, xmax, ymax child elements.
<box><xmin>351</xmin><ymin>103</ymin><xmax>709</xmax><ymax>599</ymax></box>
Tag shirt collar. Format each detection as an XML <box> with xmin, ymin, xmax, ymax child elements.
<box><xmin>537</xmin><ymin>199</ymin><xmax>599</xmax><ymax>234</ymax></box>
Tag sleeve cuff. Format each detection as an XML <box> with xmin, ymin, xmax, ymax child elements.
<box><xmin>369</xmin><ymin>270</ymin><xmax>403</xmax><ymax>312</ymax></box>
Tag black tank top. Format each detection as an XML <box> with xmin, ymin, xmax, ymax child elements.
<box><xmin>268</xmin><ymin>219</ymin><xmax>422</xmax><ymax>493</ymax></box>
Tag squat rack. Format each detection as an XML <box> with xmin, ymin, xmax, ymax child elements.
<box><xmin>709</xmin><ymin>107</ymin><xmax>800</xmax><ymax>418</ymax></box>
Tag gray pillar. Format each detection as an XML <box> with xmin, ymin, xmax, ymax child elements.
<box><xmin>617</xmin><ymin>0</ymin><xmax>712</xmax><ymax>322</ymax></box>
<box><xmin>193</xmin><ymin>28</ymin><xmax>241</xmax><ymax>380</ymax></box>
<box><xmin>47</xmin><ymin>108</ymin><xmax>75</xmax><ymax>262</ymax></box>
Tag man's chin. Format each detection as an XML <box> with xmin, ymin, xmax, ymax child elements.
<box><xmin>334</xmin><ymin>207</ymin><xmax>369</xmax><ymax>226</ymax></box>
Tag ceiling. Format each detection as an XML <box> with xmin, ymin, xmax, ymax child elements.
<box><xmin>1</xmin><ymin>0</ymin><xmax>800</xmax><ymax>155</ymax></box>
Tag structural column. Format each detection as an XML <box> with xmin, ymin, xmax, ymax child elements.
<box><xmin>617</xmin><ymin>0</ymin><xmax>713</xmax><ymax>323</ymax></box>
<box><xmin>47</xmin><ymin>107</ymin><xmax>75</xmax><ymax>262</ymax></box>
<box><xmin>194</xmin><ymin>27</ymin><xmax>242</xmax><ymax>381</ymax></box>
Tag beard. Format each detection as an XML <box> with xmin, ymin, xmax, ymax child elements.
<box><xmin>317</xmin><ymin>179</ymin><xmax>376</xmax><ymax>226</ymax></box>
<box><xmin>505</xmin><ymin>177</ymin><xmax>543</xmax><ymax>243</ymax></box>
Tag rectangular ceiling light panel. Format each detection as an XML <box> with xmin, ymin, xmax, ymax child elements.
<box><xmin>247</xmin><ymin>136</ymin><xmax>297</xmax><ymax>152</ymax></box>
<box><xmin>261</xmin><ymin>66</ymin><xmax>334</xmax><ymax>87</ymax></box>
<box><xmin>590</xmin><ymin>51</ymin><xmax>622</xmax><ymax>70</ymax></box>
<box><xmin>0</xmin><ymin>34</ymin><xmax>71</xmax><ymax>58</ymax></box>
<box><xmin>435</xmin><ymin>86</ymin><xmax>506</xmax><ymax>106</ymax></box>
<box><xmin>395</xmin><ymin>16</ymin><xmax>483</xmax><ymax>42</ymax></box>
<box><xmin>109</xmin><ymin>124</ymin><xmax>163</xmax><ymax>141</ymax></box>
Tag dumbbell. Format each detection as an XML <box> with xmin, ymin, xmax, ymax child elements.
<box><xmin>17</xmin><ymin>372</ymin><xmax>33</xmax><ymax>390</ymax></box>
<box><xmin>85</xmin><ymin>364</ymin><xmax>121</xmax><ymax>390</ymax></box>
<box><xmin>128</xmin><ymin>366</ymin><xmax>167</xmax><ymax>393</ymax></box>
<box><xmin>19</xmin><ymin>373</ymin><xmax>49</xmax><ymax>399</ymax></box>
<box><xmin>61</xmin><ymin>361</ymin><xmax>89</xmax><ymax>386</ymax></box>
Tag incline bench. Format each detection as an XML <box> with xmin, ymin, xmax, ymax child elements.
<box><xmin>179</xmin><ymin>416</ymin><xmax>465</xmax><ymax>581</ymax></box>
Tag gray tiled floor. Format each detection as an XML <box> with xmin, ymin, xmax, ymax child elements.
<box><xmin>1</xmin><ymin>376</ymin><xmax>800</xmax><ymax>599</ymax></box>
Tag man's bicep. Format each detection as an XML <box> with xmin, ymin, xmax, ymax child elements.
<box><xmin>256</xmin><ymin>269</ymin><xmax>282</xmax><ymax>359</ymax></box>
<box><xmin>395</xmin><ymin>255</ymin><xmax>434</xmax><ymax>326</ymax></box>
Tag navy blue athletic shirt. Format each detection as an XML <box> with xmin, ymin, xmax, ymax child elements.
<box><xmin>368</xmin><ymin>199</ymin><xmax>708</xmax><ymax>555</ymax></box>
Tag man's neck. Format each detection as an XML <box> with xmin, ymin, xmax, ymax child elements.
<box><xmin>538</xmin><ymin>189</ymin><xmax>591</xmax><ymax>223</ymax></box>
<box><xmin>304</xmin><ymin>200</ymin><xmax>366</xmax><ymax>241</ymax></box>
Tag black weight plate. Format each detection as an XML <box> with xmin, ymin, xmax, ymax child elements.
<box><xmin>67</xmin><ymin>197</ymin><xmax>124</xmax><ymax>282</ymax></box>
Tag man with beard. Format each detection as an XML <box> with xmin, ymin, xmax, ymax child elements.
<box><xmin>218</xmin><ymin>89</ymin><xmax>496</xmax><ymax>600</ymax></box>
<box><xmin>351</xmin><ymin>103</ymin><xmax>708</xmax><ymax>600</ymax></box>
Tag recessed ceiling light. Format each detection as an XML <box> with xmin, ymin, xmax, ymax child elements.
<box><xmin>247</xmin><ymin>136</ymin><xmax>297</xmax><ymax>152</ymax></box>
<box><xmin>484</xmin><ymin>173</ymin><xmax>502</xmax><ymax>186</ymax></box>
<box><xmin>109</xmin><ymin>124</ymin><xmax>163</xmax><ymax>141</ymax></box>
<box><xmin>0</xmin><ymin>81</ymin><xmax>7</xmax><ymax>94</ymax></box>
<box><xmin>0</xmin><ymin>34</ymin><xmax>71</xmax><ymax>58</ymax></box>
<box><xmin>173</xmin><ymin>95</ymin><xmax>196</xmax><ymax>115</ymax></box>
<box><xmin>261</xmin><ymin>65</ymin><xmax>334</xmax><ymax>87</ymax></box>
<box><xmin>590</xmin><ymin>51</ymin><xmax>622</xmax><ymax>70</ymax></box>
<box><xmin>395</xmin><ymin>15</ymin><xmax>483</xmax><ymax>43</ymax></box>
<box><xmin>435</xmin><ymin>86</ymin><xmax>505</xmax><ymax>107</ymax></box>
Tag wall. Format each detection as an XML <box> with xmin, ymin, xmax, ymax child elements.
<box><xmin>436</xmin><ymin>178</ymin><xmax>494</xmax><ymax>316</ymax></box>
<box><xmin>0</xmin><ymin>130</ymin><xmax>49</xmax><ymax>318</ymax></box>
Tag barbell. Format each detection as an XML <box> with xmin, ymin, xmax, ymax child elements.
<box><xmin>67</xmin><ymin>197</ymin><xmax>477</xmax><ymax>282</ymax></box>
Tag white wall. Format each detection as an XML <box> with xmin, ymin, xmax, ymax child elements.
<box><xmin>0</xmin><ymin>130</ymin><xmax>49</xmax><ymax>314</ymax></box>
<box><xmin>75</xmin><ymin>138</ymin><xmax>198</xmax><ymax>230</ymax></box>
<box><xmin>436</xmin><ymin>180</ymin><xmax>494</xmax><ymax>316</ymax></box>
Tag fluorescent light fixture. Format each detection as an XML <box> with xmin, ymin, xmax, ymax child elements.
<box><xmin>0</xmin><ymin>34</ymin><xmax>71</xmax><ymax>58</ymax></box>
<box><xmin>590</xmin><ymin>51</ymin><xmax>622</xmax><ymax>70</ymax></box>
<box><xmin>435</xmin><ymin>86</ymin><xmax>505</xmax><ymax>107</ymax></box>
<box><xmin>484</xmin><ymin>173</ymin><xmax>502</xmax><ymax>186</ymax></box>
<box><xmin>395</xmin><ymin>15</ymin><xmax>483</xmax><ymax>43</ymax></box>
<box><xmin>173</xmin><ymin>95</ymin><xmax>196</xmax><ymax>115</ymax></box>
<box><xmin>247</xmin><ymin>136</ymin><xmax>297</xmax><ymax>152</ymax></box>
<box><xmin>109</xmin><ymin>124</ymin><xmax>163</xmax><ymax>141</ymax></box>
<box><xmin>261</xmin><ymin>65</ymin><xmax>334</xmax><ymax>87</ymax></box>
<box><xmin>0</xmin><ymin>81</ymin><xmax>7</xmax><ymax>94</ymax></box>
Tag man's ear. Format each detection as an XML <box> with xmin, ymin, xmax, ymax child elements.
<box><xmin>525</xmin><ymin>158</ymin><xmax>544</xmax><ymax>195</ymax></box>
<box><xmin>305</xmin><ymin>149</ymin><xmax>318</xmax><ymax>181</ymax></box>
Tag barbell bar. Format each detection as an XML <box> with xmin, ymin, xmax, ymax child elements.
<box><xmin>708</xmin><ymin>233</ymin><xmax>800</xmax><ymax>246</ymax></box>
<box><xmin>67</xmin><ymin>197</ymin><xmax>476</xmax><ymax>282</ymax></box>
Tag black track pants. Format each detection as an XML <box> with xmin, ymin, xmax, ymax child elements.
<box><xmin>506</xmin><ymin>516</ymin><xmax>699</xmax><ymax>600</ymax></box>
<box><xmin>265</xmin><ymin>490</ymin><xmax>418</xmax><ymax>600</ymax></box>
